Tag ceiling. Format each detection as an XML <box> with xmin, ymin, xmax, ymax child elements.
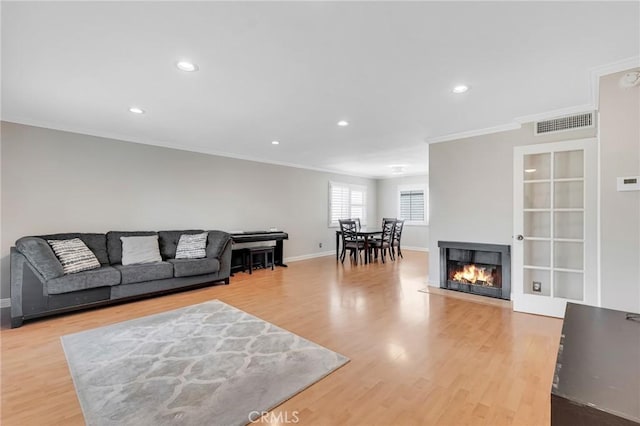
<box><xmin>2</xmin><ymin>2</ymin><xmax>638</xmax><ymax>178</ymax></box>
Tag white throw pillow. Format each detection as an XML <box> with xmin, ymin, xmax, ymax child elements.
<box><xmin>120</xmin><ymin>235</ymin><xmax>162</xmax><ymax>265</ymax></box>
<box><xmin>47</xmin><ymin>238</ymin><xmax>101</xmax><ymax>275</ymax></box>
<box><xmin>175</xmin><ymin>232</ymin><xmax>208</xmax><ymax>259</ymax></box>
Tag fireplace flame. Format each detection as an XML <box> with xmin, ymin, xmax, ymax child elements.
<box><xmin>452</xmin><ymin>264</ymin><xmax>494</xmax><ymax>286</ymax></box>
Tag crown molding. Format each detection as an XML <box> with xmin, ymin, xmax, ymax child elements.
<box><xmin>425</xmin><ymin>122</ymin><xmax>521</xmax><ymax>144</ymax></box>
<box><xmin>1</xmin><ymin>116</ymin><xmax>377</xmax><ymax>180</ymax></box>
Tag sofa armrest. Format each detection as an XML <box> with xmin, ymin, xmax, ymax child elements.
<box><xmin>217</xmin><ymin>241</ymin><xmax>232</xmax><ymax>283</ymax></box>
<box><xmin>11</xmin><ymin>247</ymin><xmax>49</xmax><ymax>327</ymax></box>
<box><xmin>15</xmin><ymin>237</ymin><xmax>64</xmax><ymax>280</ymax></box>
<box><xmin>206</xmin><ymin>231</ymin><xmax>231</xmax><ymax>259</ymax></box>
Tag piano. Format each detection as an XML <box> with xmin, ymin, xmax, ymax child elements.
<box><xmin>229</xmin><ymin>230</ymin><xmax>289</xmax><ymax>272</ymax></box>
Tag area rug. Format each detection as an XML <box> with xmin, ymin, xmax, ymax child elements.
<box><xmin>61</xmin><ymin>300</ymin><xmax>349</xmax><ymax>426</ymax></box>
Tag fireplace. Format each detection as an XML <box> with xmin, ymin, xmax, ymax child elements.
<box><xmin>438</xmin><ymin>241</ymin><xmax>511</xmax><ymax>300</ymax></box>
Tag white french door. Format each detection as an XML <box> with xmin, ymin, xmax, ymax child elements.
<box><xmin>513</xmin><ymin>138</ymin><xmax>597</xmax><ymax>318</ymax></box>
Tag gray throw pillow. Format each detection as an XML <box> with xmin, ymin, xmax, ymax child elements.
<box><xmin>47</xmin><ymin>238</ymin><xmax>101</xmax><ymax>275</ymax></box>
<box><xmin>120</xmin><ymin>235</ymin><xmax>162</xmax><ymax>265</ymax></box>
<box><xmin>175</xmin><ymin>232</ymin><xmax>208</xmax><ymax>259</ymax></box>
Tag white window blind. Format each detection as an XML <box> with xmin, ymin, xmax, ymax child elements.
<box><xmin>329</xmin><ymin>182</ymin><xmax>367</xmax><ymax>227</ymax></box>
<box><xmin>398</xmin><ymin>185</ymin><xmax>427</xmax><ymax>225</ymax></box>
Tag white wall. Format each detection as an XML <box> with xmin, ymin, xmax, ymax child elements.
<box><xmin>599</xmin><ymin>69</ymin><xmax>640</xmax><ymax>312</ymax></box>
<box><xmin>0</xmin><ymin>122</ymin><xmax>378</xmax><ymax>299</ymax></box>
<box><xmin>376</xmin><ymin>175</ymin><xmax>429</xmax><ymax>250</ymax></box>
<box><xmin>428</xmin><ymin>122</ymin><xmax>596</xmax><ymax>286</ymax></box>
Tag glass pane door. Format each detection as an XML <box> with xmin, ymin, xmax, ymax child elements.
<box><xmin>552</xmin><ymin>150</ymin><xmax>584</xmax><ymax>301</ymax></box>
<box><xmin>523</xmin><ymin>153</ymin><xmax>551</xmax><ymax>296</ymax></box>
<box><xmin>522</xmin><ymin>150</ymin><xmax>584</xmax><ymax>301</ymax></box>
<box><xmin>514</xmin><ymin>138</ymin><xmax>596</xmax><ymax>318</ymax></box>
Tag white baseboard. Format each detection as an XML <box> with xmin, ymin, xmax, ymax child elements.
<box><xmin>284</xmin><ymin>251</ymin><xmax>334</xmax><ymax>263</ymax></box>
<box><xmin>0</xmin><ymin>298</ymin><xmax>11</xmax><ymax>308</ymax></box>
<box><xmin>285</xmin><ymin>247</ymin><xmax>428</xmax><ymax>263</ymax></box>
<box><xmin>403</xmin><ymin>246</ymin><xmax>429</xmax><ymax>252</ymax></box>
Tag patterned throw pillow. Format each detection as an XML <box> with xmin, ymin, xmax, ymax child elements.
<box><xmin>47</xmin><ymin>238</ymin><xmax>101</xmax><ymax>274</ymax></box>
<box><xmin>175</xmin><ymin>232</ymin><xmax>208</xmax><ymax>259</ymax></box>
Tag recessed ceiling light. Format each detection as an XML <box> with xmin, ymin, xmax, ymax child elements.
<box><xmin>271</xmin><ymin>140</ymin><xmax>280</xmax><ymax>145</ymax></box>
<box><xmin>525</xmin><ymin>168</ymin><xmax>537</xmax><ymax>173</ymax></box>
<box><xmin>128</xmin><ymin>107</ymin><xmax>145</xmax><ymax>114</ymax></box>
<box><xmin>176</xmin><ymin>61</ymin><xmax>199</xmax><ymax>72</ymax></box>
<box><xmin>337</xmin><ymin>120</ymin><xmax>349</xmax><ymax>127</ymax></box>
<box><xmin>390</xmin><ymin>165</ymin><xmax>406</xmax><ymax>174</ymax></box>
<box><xmin>452</xmin><ymin>85</ymin><xmax>469</xmax><ymax>94</ymax></box>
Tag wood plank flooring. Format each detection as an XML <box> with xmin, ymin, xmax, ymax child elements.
<box><xmin>0</xmin><ymin>251</ymin><xmax>562</xmax><ymax>425</ymax></box>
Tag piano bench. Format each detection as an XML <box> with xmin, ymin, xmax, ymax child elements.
<box><xmin>244</xmin><ymin>246</ymin><xmax>275</xmax><ymax>275</ymax></box>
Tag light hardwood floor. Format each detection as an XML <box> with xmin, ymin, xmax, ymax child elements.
<box><xmin>1</xmin><ymin>251</ymin><xmax>562</xmax><ymax>425</ymax></box>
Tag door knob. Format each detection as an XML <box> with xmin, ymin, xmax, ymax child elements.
<box><xmin>516</xmin><ymin>235</ymin><xmax>524</xmax><ymax>241</ymax></box>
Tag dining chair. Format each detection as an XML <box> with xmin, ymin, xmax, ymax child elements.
<box><xmin>373</xmin><ymin>217</ymin><xmax>396</xmax><ymax>255</ymax></box>
<box><xmin>339</xmin><ymin>219</ymin><xmax>365</xmax><ymax>264</ymax></box>
<box><xmin>391</xmin><ymin>219</ymin><xmax>405</xmax><ymax>259</ymax></box>
<box><xmin>371</xmin><ymin>219</ymin><xmax>396</xmax><ymax>263</ymax></box>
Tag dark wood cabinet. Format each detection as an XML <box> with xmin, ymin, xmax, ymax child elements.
<box><xmin>552</xmin><ymin>303</ymin><xmax>640</xmax><ymax>426</ymax></box>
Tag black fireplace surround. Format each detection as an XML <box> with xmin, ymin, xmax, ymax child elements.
<box><xmin>438</xmin><ymin>241</ymin><xmax>511</xmax><ymax>300</ymax></box>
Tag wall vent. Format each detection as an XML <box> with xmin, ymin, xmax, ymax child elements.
<box><xmin>535</xmin><ymin>112</ymin><xmax>594</xmax><ymax>135</ymax></box>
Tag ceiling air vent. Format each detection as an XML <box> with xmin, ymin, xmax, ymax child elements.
<box><xmin>535</xmin><ymin>112</ymin><xmax>594</xmax><ymax>135</ymax></box>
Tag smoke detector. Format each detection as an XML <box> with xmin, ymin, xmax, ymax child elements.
<box><xmin>619</xmin><ymin>71</ymin><xmax>640</xmax><ymax>88</ymax></box>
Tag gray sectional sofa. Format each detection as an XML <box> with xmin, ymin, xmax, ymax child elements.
<box><xmin>10</xmin><ymin>230</ymin><xmax>232</xmax><ymax>328</ymax></box>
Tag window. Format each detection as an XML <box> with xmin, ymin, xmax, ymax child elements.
<box><xmin>329</xmin><ymin>181</ymin><xmax>367</xmax><ymax>227</ymax></box>
<box><xmin>398</xmin><ymin>184</ymin><xmax>427</xmax><ymax>225</ymax></box>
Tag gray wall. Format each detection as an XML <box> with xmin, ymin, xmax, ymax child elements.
<box><xmin>376</xmin><ymin>174</ymin><xmax>429</xmax><ymax>249</ymax></box>
<box><xmin>599</xmin><ymin>69</ymin><xmax>640</xmax><ymax>312</ymax></box>
<box><xmin>0</xmin><ymin>122</ymin><xmax>378</xmax><ymax>299</ymax></box>
<box><xmin>428</xmin><ymin>122</ymin><xmax>596</xmax><ymax>285</ymax></box>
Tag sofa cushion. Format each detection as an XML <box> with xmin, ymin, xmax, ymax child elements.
<box><xmin>169</xmin><ymin>258</ymin><xmax>220</xmax><ymax>278</ymax></box>
<box><xmin>38</xmin><ymin>233</ymin><xmax>109</xmax><ymax>265</ymax></box>
<box><xmin>120</xmin><ymin>236</ymin><xmax>162</xmax><ymax>266</ymax></box>
<box><xmin>114</xmin><ymin>262</ymin><xmax>173</xmax><ymax>285</ymax></box>
<box><xmin>158</xmin><ymin>230</ymin><xmax>205</xmax><ymax>259</ymax></box>
<box><xmin>46</xmin><ymin>266</ymin><xmax>121</xmax><ymax>295</ymax></box>
<box><xmin>15</xmin><ymin>237</ymin><xmax>65</xmax><ymax>281</ymax></box>
<box><xmin>175</xmin><ymin>232</ymin><xmax>208</xmax><ymax>259</ymax></box>
<box><xmin>47</xmin><ymin>238</ymin><xmax>101</xmax><ymax>274</ymax></box>
<box><xmin>107</xmin><ymin>231</ymin><xmax>156</xmax><ymax>264</ymax></box>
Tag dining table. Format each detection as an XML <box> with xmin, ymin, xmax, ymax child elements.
<box><xmin>335</xmin><ymin>228</ymin><xmax>383</xmax><ymax>264</ymax></box>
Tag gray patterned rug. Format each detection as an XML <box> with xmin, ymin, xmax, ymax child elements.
<box><xmin>61</xmin><ymin>300</ymin><xmax>349</xmax><ymax>426</ymax></box>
